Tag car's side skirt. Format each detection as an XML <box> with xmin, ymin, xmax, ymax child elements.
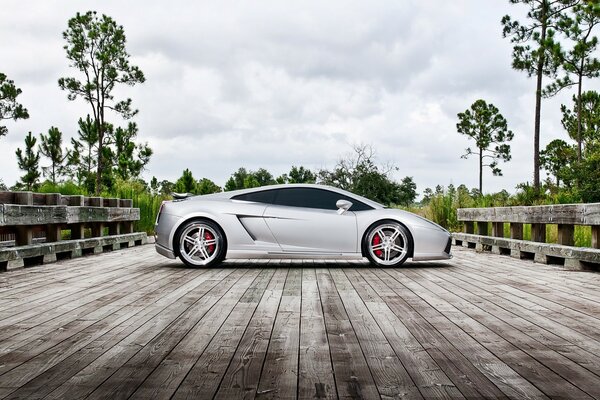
<box><xmin>226</xmin><ymin>250</ymin><xmax>365</xmax><ymax>260</ymax></box>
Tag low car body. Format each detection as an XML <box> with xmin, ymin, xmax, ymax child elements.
<box><xmin>154</xmin><ymin>184</ymin><xmax>451</xmax><ymax>266</ymax></box>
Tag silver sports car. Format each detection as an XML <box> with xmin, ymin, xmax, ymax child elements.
<box><xmin>154</xmin><ymin>184</ymin><xmax>452</xmax><ymax>267</ymax></box>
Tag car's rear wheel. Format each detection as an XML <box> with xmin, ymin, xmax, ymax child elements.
<box><xmin>176</xmin><ymin>220</ymin><xmax>226</xmax><ymax>267</ymax></box>
<box><xmin>364</xmin><ymin>221</ymin><xmax>411</xmax><ymax>267</ymax></box>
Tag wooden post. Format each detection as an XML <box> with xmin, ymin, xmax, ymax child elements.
<box><xmin>45</xmin><ymin>193</ymin><xmax>62</xmax><ymax>242</ymax></box>
<box><xmin>122</xmin><ymin>221</ymin><xmax>134</xmax><ymax>234</ymax></box>
<box><xmin>14</xmin><ymin>192</ymin><xmax>33</xmax><ymax>246</ymax></box>
<box><xmin>492</xmin><ymin>222</ymin><xmax>504</xmax><ymax>238</ymax></box>
<box><xmin>106</xmin><ymin>198</ymin><xmax>121</xmax><ymax>236</ymax></box>
<box><xmin>89</xmin><ymin>197</ymin><xmax>105</xmax><ymax>237</ymax></box>
<box><xmin>120</xmin><ymin>199</ymin><xmax>133</xmax><ymax>208</ymax></box>
<box><xmin>477</xmin><ymin>221</ymin><xmax>488</xmax><ymax>236</ymax></box>
<box><xmin>531</xmin><ymin>223</ymin><xmax>546</xmax><ymax>243</ymax></box>
<box><xmin>70</xmin><ymin>195</ymin><xmax>85</xmax><ymax>239</ymax></box>
<box><xmin>463</xmin><ymin>221</ymin><xmax>474</xmax><ymax>234</ymax></box>
<box><xmin>557</xmin><ymin>224</ymin><xmax>574</xmax><ymax>246</ymax></box>
<box><xmin>510</xmin><ymin>223</ymin><xmax>523</xmax><ymax>240</ymax></box>
<box><xmin>592</xmin><ymin>225</ymin><xmax>599</xmax><ymax>249</ymax></box>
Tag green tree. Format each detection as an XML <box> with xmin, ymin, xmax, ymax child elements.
<box><xmin>502</xmin><ymin>0</ymin><xmax>578</xmax><ymax>191</ymax></box>
<box><xmin>225</xmin><ymin>168</ymin><xmax>250</xmax><ymax>191</ymax></box>
<box><xmin>398</xmin><ymin>176</ymin><xmax>418</xmax><ymax>207</ymax></box>
<box><xmin>39</xmin><ymin>126</ymin><xmax>70</xmax><ymax>185</ymax></box>
<box><xmin>175</xmin><ymin>169</ymin><xmax>196</xmax><ymax>193</ymax></box>
<box><xmin>0</xmin><ymin>73</ymin><xmax>29</xmax><ymax>139</ymax></box>
<box><xmin>197</xmin><ymin>178</ymin><xmax>221</xmax><ymax>194</ymax></box>
<box><xmin>319</xmin><ymin>144</ymin><xmax>406</xmax><ymax>205</ymax></box>
<box><xmin>457</xmin><ymin>99</ymin><xmax>514</xmax><ymax>193</ymax></box>
<box><xmin>224</xmin><ymin>167</ymin><xmax>276</xmax><ymax>190</ymax></box>
<box><xmin>59</xmin><ymin>11</ymin><xmax>145</xmax><ymax>194</ymax></box>
<box><xmin>109</xmin><ymin>122</ymin><xmax>153</xmax><ymax>180</ymax></box>
<box><xmin>159</xmin><ymin>180</ymin><xmax>175</xmax><ymax>196</ymax></box>
<box><xmin>68</xmin><ymin>115</ymin><xmax>98</xmax><ymax>192</ymax></box>
<box><xmin>578</xmin><ymin>140</ymin><xmax>600</xmax><ymax>201</ymax></box>
<box><xmin>150</xmin><ymin>176</ymin><xmax>159</xmax><ymax>195</ymax></box>
<box><xmin>253</xmin><ymin>168</ymin><xmax>276</xmax><ymax>186</ymax></box>
<box><xmin>540</xmin><ymin>139</ymin><xmax>577</xmax><ymax>187</ymax></box>
<box><xmin>15</xmin><ymin>132</ymin><xmax>41</xmax><ymax>190</ymax></box>
<box><xmin>546</xmin><ymin>1</ymin><xmax>600</xmax><ymax>160</ymax></box>
<box><xmin>561</xmin><ymin>90</ymin><xmax>600</xmax><ymax>151</ymax></box>
<box><xmin>287</xmin><ymin>166</ymin><xmax>317</xmax><ymax>183</ymax></box>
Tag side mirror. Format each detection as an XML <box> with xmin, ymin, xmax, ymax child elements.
<box><xmin>336</xmin><ymin>199</ymin><xmax>353</xmax><ymax>214</ymax></box>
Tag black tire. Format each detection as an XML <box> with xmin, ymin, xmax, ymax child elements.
<box><xmin>363</xmin><ymin>220</ymin><xmax>411</xmax><ymax>267</ymax></box>
<box><xmin>175</xmin><ymin>219</ymin><xmax>226</xmax><ymax>267</ymax></box>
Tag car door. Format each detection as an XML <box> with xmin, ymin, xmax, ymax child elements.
<box><xmin>263</xmin><ymin>187</ymin><xmax>358</xmax><ymax>254</ymax></box>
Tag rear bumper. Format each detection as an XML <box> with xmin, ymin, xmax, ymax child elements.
<box><xmin>155</xmin><ymin>243</ymin><xmax>176</xmax><ymax>259</ymax></box>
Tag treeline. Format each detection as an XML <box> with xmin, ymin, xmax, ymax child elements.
<box><xmin>152</xmin><ymin>144</ymin><xmax>418</xmax><ymax>208</ymax></box>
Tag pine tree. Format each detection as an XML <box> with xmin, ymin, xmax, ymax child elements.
<box><xmin>15</xmin><ymin>132</ymin><xmax>41</xmax><ymax>190</ymax></box>
<box><xmin>457</xmin><ymin>100</ymin><xmax>514</xmax><ymax>193</ymax></box>
<box><xmin>59</xmin><ymin>11</ymin><xmax>145</xmax><ymax>193</ymax></box>
<box><xmin>39</xmin><ymin>126</ymin><xmax>70</xmax><ymax>184</ymax></box>
<box><xmin>502</xmin><ymin>0</ymin><xmax>578</xmax><ymax>191</ymax></box>
<box><xmin>0</xmin><ymin>72</ymin><xmax>29</xmax><ymax>139</ymax></box>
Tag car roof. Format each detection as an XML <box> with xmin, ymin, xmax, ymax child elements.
<box><xmin>197</xmin><ymin>183</ymin><xmax>384</xmax><ymax>209</ymax></box>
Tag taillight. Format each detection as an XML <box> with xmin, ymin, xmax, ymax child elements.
<box><xmin>156</xmin><ymin>201</ymin><xmax>166</xmax><ymax>224</ymax></box>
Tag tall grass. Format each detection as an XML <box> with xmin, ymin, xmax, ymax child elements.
<box><xmin>111</xmin><ymin>180</ymin><xmax>171</xmax><ymax>234</ymax></box>
<box><xmin>417</xmin><ymin>186</ymin><xmax>593</xmax><ymax>247</ymax></box>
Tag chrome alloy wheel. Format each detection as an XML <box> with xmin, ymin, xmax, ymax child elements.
<box><xmin>367</xmin><ymin>223</ymin><xmax>408</xmax><ymax>266</ymax></box>
<box><xmin>178</xmin><ymin>223</ymin><xmax>220</xmax><ymax>266</ymax></box>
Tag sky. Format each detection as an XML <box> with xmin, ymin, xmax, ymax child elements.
<box><xmin>0</xmin><ymin>0</ymin><xmax>595</xmax><ymax>194</ymax></box>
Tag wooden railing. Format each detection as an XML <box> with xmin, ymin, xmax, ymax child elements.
<box><xmin>0</xmin><ymin>191</ymin><xmax>147</xmax><ymax>271</ymax></box>
<box><xmin>453</xmin><ymin>203</ymin><xmax>600</xmax><ymax>270</ymax></box>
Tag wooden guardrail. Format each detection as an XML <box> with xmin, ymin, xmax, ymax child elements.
<box><xmin>0</xmin><ymin>191</ymin><xmax>147</xmax><ymax>271</ymax></box>
<box><xmin>453</xmin><ymin>203</ymin><xmax>600</xmax><ymax>270</ymax></box>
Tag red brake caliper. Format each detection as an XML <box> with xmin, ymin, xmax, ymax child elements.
<box><xmin>204</xmin><ymin>231</ymin><xmax>215</xmax><ymax>254</ymax></box>
<box><xmin>372</xmin><ymin>233</ymin><xmax>383</xmax><ymax>258</ymax></box>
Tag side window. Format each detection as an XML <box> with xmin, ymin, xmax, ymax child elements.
<box><xmin>231</xmin><ymin>189</ymin><xmax>277</xmax><ymax>204</ymax></box>
<box><xmin>273</xmin><ymin>188</ymin><xmax>373</xmax><ymax>211</ymax></box>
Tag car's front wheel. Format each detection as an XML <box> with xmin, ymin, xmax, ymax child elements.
<box><xmin>176</xmin><ymin>220</ymin><xmax>226</xmax><ymax>267</ymax></box>
<box><xmin>364</xmin><ymin>221</ymin><xmax>411</xmax><ymax>267</ymax></box>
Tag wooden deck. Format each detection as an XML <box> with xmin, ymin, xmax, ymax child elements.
<box><xmin>0</xmin><ymin>245</ymin><xmax>599</xmax><ymax>399</ymax></box>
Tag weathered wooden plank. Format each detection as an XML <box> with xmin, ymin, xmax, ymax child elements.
<box><xmin>2</xmin><ymin>267</ymin><xmax>230</xmax><ymax>400</ymax></box>
<box><xmin>452</xmin><ymin>233</ymin><xmax>600</xmax><ymax>266</ymax></box>
<box><xmin>377</xmin><ymin>268</ymin><xmax>549</xmax><ymax>400</ymax></box>
<box><xmin>424</xmin><ymin>257</ymin><xmax>600</xmax><ymax>376</ymax></box>
<box><xmin>213</xmin><ymin>268</ymin><xmax>287</xmax><ymax>400</ymax></box>
<box><xmin>0</xmin><ymin>205</ymin><xmax>140</xmax><ymax>226</ymax></box>
<box><xmin>1</xmin><ymin>245</ymin><xmax>600</xmax><ymax>399</ymax></box>
<box><xmin>316</xmin><ymin>268</ymin><xmax>380</xmax><ymax>400</ymax></box>
<box><xmin>85</xmin><ymin>269</ymin><xmax>262</xmax><ymax>400</ymax></box>
<box><xmin>0</xmin><ymin>233</ymin><xmax>146</xmax><ymax>263</ymax></box>
<box><xmin>298</xmin><ymin>268</ymin><xmax>337</xmax><ymax>400</ymax></box>
<box><xmin>343</xmin><ymin>268</ymin><xmax>465</xmax><ymax>400</ymax></box>
<box><xmin>255</xmin><ymin>268</ymin><xmax>302</xmax><ymax>399</ymax></box>
<box><xmin>163</xmin><ymin>269</ymin><xmax>278</xmax><ymax>400</ymax></box>
<box><xmin>43</xmin><ymin>268</ymin><xmax>247</xmax><ymax>400</ymax></box>
<box><xmin>383</xmin><ymin>268</ymin><xmax>593</xmax><ymax>399</ymax></box>
<box><xmin>357</xmin><ymin>268</ymin><xmax>510</xmax><ymax>400</ymax></box>
<box><xmin>329</xmin><ymin>268</ymin><xmax>424</xmax><ymax>399</ymax></box>
<box><xmin>0</xmin><ymin>263</ymin><xmax>192</xmax><ymax>393</ymax></box>
<box><xmin>457</xmin><ymin>203</ymin><xmax>600</xmax><ymax>225</ymax></box>
<box><xmin>406</xmin><ymin>267</ymin><xmax>600</xmax><ymax>398</ymax></box>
